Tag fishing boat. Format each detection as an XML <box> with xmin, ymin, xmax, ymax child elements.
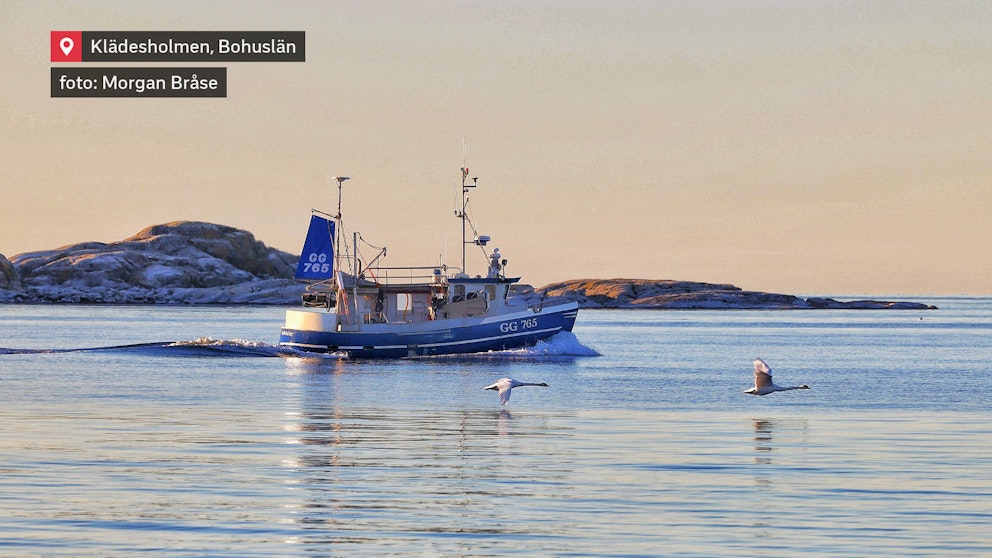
<box><xmin>278</xmin><ymin>168</ymin><xmax>579</xmax><ymax>358</ymax></box>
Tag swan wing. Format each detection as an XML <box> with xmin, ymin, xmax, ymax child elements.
<box><xmin>484</xmin><ymin>378</ymin><xmax>513</xmax><ymax>390</ymax></box>
<box><xmin>754</xmin><ymin>372</ymin><xmax>775</xmax><ymax>390</ymax></box>
<box><xmin>753</xmin><ymin>358</ymin><xmax>775</xmax><ymax>389</ymax></box>
<box><xmin>484</xmin><ymin>378</ymin><xmax>515</xmax><ymax>405</ymax></box>
<box><xmin>754</xmin><ymin>358</ymin><xmax>771</xmax><ymax>375</ymax></box>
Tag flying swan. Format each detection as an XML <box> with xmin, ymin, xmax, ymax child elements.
<box><xmin>484</xmin><ymin>378</ymin><xmax>549</xmax><ymax>405</ymax></box>
<box><xmin>744</xmin><ymin>358</ymin><xmax>809</xmax><ymax>395</ymax></box>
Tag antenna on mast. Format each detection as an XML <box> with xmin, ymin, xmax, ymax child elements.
<box><xmin>456</xmin><ymin>166</ymin><xmax>480</xmax><ymax>275</ymax></box>
<box><xmin>331</xmin><ymin>176</ymin><xmax>349</xmax><ymax>271</ymax></box>
<box><xmin>454</xmin><ymin>142</ymin><xmax>488</xmax><ymax>276</ymax></box>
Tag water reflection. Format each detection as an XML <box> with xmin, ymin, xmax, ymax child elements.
<box><xmin>750</xmin><ymin>418</ymin><xmax>778</xmax><ymax>499</ymax></box>
<box><xmin>753</xmin><ymin>418</ymin><xmax>774</xmax><ymax>463</ymax></box>
<box><xmin>497</xmin><ymin>408</ymin><xmax>513</xmax><ymax>435</ymax></box>
<box><xmin>750</xmin><ymin>417</ymin><xmax>809</xmax><ymax>486</ymax></box>
<box><xmin>279</xmin><ymin>359</ymin><xmax>578</xmax><ymax>553</ymax></box>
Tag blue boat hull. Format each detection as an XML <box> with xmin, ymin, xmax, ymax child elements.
<box><xmin>280</xmin><ymin>304</ymin><xmax>578</xmax><ymax>358</ymax></box>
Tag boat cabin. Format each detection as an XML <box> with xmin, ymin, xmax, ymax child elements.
<box><xmin>324</xmin><ymin>271</ymin><xmax>520</xmax><ymax>327</ymax></box>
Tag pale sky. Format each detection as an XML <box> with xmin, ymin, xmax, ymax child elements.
<box><xmin>2</xmin><ymin>1</ymin><xmax>990</xmax><ymax>295</ymax></box>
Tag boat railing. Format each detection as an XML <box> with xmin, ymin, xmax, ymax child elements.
<box><xmin>366</xmin><ymin>266</ymin><xmax>448</xmax><ymax>285</ymax></box>
<box><xmin>304</xmin><ymin>278</ymin><xmax>336</xmax><ymax>292</ymax></box>
<box><xmin>363</xmin><ymin>311</ymin><xmax>388</xmax><ymax>324</ymax></box>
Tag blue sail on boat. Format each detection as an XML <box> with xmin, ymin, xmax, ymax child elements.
<box><xmin>278</xmin><ymin>169</ymin><xmax>579</xmax><ymax>358</ymax></box>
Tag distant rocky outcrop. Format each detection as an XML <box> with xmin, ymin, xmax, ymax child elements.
<box><xmin>0</xmin><ymin>253</ymin><xmax>22</xmax><ymax>291</ymax></box>
<box><xmin>0</xmin><ymin>225</ymin><xmax>937</xmax><ymax>309</ymax></box>
<box><xmin>512</xmin><ymin>278</ymin><xmax>937</xmax><ymax>310</ymax></box>
<box><xmin>0</xmin><ymin>222</ymin><xmax>304</xmax><ymax>304</ymax></box>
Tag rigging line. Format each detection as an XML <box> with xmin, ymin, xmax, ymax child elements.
<box><xmin>338</xmin><ymin>222</ymin><xmax>353</xmax><ymax>258</ymax></box>
<box><xmin>357</xmin><ymin>235</ymin><xmax>385</xmax><ymax>251</ymax></box>
<box><xmin>355</xmin><ymin>232</ymin><xmax>387</xmax><ymax>267</ymax></box>
<box><xmin>461</xmin><ymin>198</ymin><xmax>495</xmax><ymax>266</ymax></box>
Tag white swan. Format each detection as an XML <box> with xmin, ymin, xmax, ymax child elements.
<box><xmin>744</xmin><ymin>358</ymin><xmax>809</xmax><ymax>395</ymax></box>
<box><xmin>484</xmin><ymin>378</ymin><xmax>549</xmax><ymax>405</ymax></box>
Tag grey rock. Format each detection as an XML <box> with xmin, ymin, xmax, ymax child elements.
<box><xmin>514</xmin><ymin>278</ymin><xmax>936</xmax><ymax>310</ymax></box>
<box><xmin>6</xmin><ymin>222</ymin><xmax>304</xmax><ymax>304</ymax></box>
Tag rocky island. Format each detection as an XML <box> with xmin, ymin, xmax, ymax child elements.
<box><xmin>0</xmin><ymin>222</ymin><xmax>936</xmax><ymax>310</ymax></box>
<box><xmin>514</xmin><ymin>279</ymin><xmax>937</xmax><ymax>310</ymax></box>
<box><xmin>0</xmin><ymin>222</ymin><xmax>300</xmax><ymax>304</ymax></box>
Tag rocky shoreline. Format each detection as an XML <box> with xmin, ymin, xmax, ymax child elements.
<box><xmin>0</xmin><ymin>222</ymin><xmax>301</xmax><ymax>305</ymax></box>
<box><xmin>0</xmin><ymin>222</ymin><xmax>937</xmax><ymax>310</ymax></box>
<box><xmin>513</xmin><ymin>279</ymin><xmax>937</xmax><ymax>310</ymax></box>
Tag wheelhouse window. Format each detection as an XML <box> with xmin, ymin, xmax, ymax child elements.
<box><xmin>396</xmin><ymin>293</ymin><xmax>413</xmax><ymax>312</ymax></box>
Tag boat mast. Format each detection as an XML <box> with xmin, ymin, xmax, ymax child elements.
<box><xmin>457</xmin><ymin>167</ymin><xmax>477</xmax><ymax>275</ymax></box>
<box><xmin>332</xmin><ymin>176</ymin><xmax>349</xmax><ymax>275</ymax></box>
<box><xmin>352</xmin><ymin>231</ymin><xmax>359</xmax><ymax>319</ymax></box>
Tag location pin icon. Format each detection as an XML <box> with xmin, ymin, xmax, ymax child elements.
<box><xmin>51</xmin><ymin>31</ymin><xmax>81</xmax><ymax>62</ymax></box>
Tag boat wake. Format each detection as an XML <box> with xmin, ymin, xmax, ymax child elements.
<box><xmin>0</xmin><ymin>333</ymin><xmax>595</xmax><ymax>360</ymax></box>
<box><xmin>0</xmin><ymin>337</ymin><xmax>338</xmax><ymax>359</ymax></box>
<box><xmin>416</xmin><ymin>332</ymin><xmax>600</xmax><ymax>361</ymax></box>
<box><xmin>506</xmin><ymin>331</ymin><xmax>600</xmax><ymax>357</ymax></box>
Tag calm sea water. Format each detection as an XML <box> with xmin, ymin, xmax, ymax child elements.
<box><xmin>1</xmin><ymin>299</ymin><xmax>990</xmax><ymax>557</ymax></box>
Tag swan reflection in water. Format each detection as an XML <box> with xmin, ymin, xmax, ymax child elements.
<box><xmin>750</xmin><ymin>417</ymin><xmax>809</xmax><ymax>484</ymax></box>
